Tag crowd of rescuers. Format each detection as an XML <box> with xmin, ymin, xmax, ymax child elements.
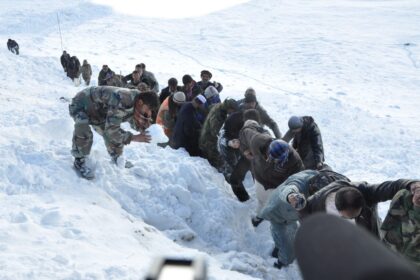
<box><xmin>67</xmin><ymin>60</ymin><xmax>420</xmax><ymax>272</ymax></box>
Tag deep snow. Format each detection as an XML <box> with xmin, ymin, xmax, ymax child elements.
<box><xmin>0</xmin><ymin>0</ymin><xmax>419</xmax><ymax>279</ymax></box>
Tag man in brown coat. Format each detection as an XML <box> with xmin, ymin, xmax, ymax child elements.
<box><xmin>81</xmin><ymin>60</ymin><xmax>92</xmax><ymax>86</ymax></box>
<box><xmin>239</xmin><ymin>120</ymin><xmax>304</xmax><ymax>225</ymax></box>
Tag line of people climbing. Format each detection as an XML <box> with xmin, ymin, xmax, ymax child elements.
<box><xmin>66</xmin><ymin>58</ymin><xmax>419</xmax><ymax>272</ymax></box>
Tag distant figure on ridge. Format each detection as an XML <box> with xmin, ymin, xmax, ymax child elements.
<box><xmin>60</xmin><ymin>50</ymin><xmax>71</xmax><ymax>72</ymax></box>
<box><xmin>7</xmin><ymin>39</ymin><xmax>19</xmax><ymax>55</ymax></box>
<box><xmin>81</xmin><ymin>59</ymin><xmax>92</xmax><ymax>86</ymax></box>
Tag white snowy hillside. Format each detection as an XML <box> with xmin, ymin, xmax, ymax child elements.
<box><xmin>1</xmin><ymin>0</ymin><xmax>419</xmax><ymax>279</ymax></box>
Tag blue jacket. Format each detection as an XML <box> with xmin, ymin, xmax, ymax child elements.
<box><xmin>260</xmin><ymin>170</ymin><xmax>319</xmax><ymax>223</ymax></box>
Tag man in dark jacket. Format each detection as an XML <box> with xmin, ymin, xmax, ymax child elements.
<box><xmin>98</xmin><ymin>65</ymin><xmax>115</xmax><ymax>86</ymax></box>
<box><xmin>196</xmin><ymin>70</ymin><xmax>223</xmax><ymax>93</ymax></box>
<box><xmin>240</xmin><ymin>120</ymin><xmax>304</xmax><ymax>222</ymax></box>
<box><xmin>181</xmin><ymin>74</ymin><xmax>203</xmax><ymax>102</ymax></box>
<box><xmin>283</xmin><ymin>116</ymin><xmax>325</xmax><ymax>170</ymax></box>
<box><xmin>60</xmin><ymin>50</ymin><xmax>71</xmax><ymax>72</ymax></box>
<box><xmin>159</xmin><ymin>78</ymin><xmax>182</xmax><ymax>104</ymax></box>
<box><xmin>238</xmin><ymin>88</ymin><xmax>282</xmax><ymax>139</ymax></box>
<box><xmin>218</xmin><ymin>109</ymin><xmax>267</xmax><ymax>202</ymax></box>
<box><xmin>67</xmin><ymin>56</ymin><xmax>81</xmax><ymax>85</ymax></box>
<box><xmin>170</xmin><ymin>95</ymin><xmax>207</xmax><ymax>157</ymax></box>
<box><xmin>124</xmin><ymin>70</ymin><xmax>142</xmax><ymax>89</ymax></box>
<box><xmin>123</xmin><ymin>63</ymin><xmax>159</xmax><ymax>92</ymax></box>
<box><xmin>7</xmin><ymin>39</ymin><xmax>19</xmax><ymax>55</ymax></box>
<box><xmin>260</xmin><ymin>169</ymin><xmax>349</xmax><ymax>268</ymax></box>
<box><xmin>199</xmin><ymin>98</ymin><xmax>238</xmax><ymax>169</ymax></box>
<box><xmin>301</xmin><ymin>179</ymin><xmax>419</xmax><ymax>237</ymax></box>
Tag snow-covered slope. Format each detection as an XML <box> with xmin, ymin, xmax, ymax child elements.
<box><xmin>0</xmin><ymin>0</ymin><xmax>419</xmax><ymax>279</ymax></box>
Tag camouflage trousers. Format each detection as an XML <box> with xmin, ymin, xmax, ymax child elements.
<box><xmin>71</xmin><ymin>121</ymin><xmax>124</xmax><ymax>159</ymax></box>
<box><xmin>70</xmin><ymin>103</ymin><xmax>124</xmax><ymax>159</ymax></box>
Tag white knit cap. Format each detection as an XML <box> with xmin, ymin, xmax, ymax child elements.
<box><xmin>173</xmin><ymin>91</ymin><xmax>186</xmax><ymax>103</ymax></box>
<box><xmin>195</xmin><ymin>94</ymin><xmax>207</xmax><ymax>104</ymax></box>
<box><xmin>204</xmin><ymin>86</ymin><xmax>218</xmax><ymax>99</ymax></box>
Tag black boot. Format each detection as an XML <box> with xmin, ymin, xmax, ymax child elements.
<box><xmin>74</xmin><ymin>158</ymin><xmax>94</xmax><ymax>179</ymax></box>
<box><xmin>232</xmin><ymin>184</ymin><xmax>250</xmax><ymax>202</ymax></box>
<box><xmin>271</xmin><ymin>247</ymin><xmax>279</xmax><ymax>258</ymax></box>
<box><xmin>273</xmin><ymin>261</ymin><xmax>286</xmax><ymax>270</ymax></box>
<box><xmin>251</xmin><ymin>216</ymin><xmax>264</xmax><ymax>227</ymax></box>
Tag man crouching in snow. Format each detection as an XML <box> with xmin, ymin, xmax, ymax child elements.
<box><xmin>69</xmin><ymin>86</ymin><xmax>159</xmax><ymax>179</ymax></box>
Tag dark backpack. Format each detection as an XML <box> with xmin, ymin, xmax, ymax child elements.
<box><xmin>307</xmin><ymin>169</ymin><xmax>350</xmax><ymax>195</ymax></box>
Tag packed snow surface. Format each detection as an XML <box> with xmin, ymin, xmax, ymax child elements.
<box><xmin>0</xmin><ymin>0</ymin><xmax>419</xmax><ymax>279</ymax></box>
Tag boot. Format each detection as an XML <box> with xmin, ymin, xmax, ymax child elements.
<box><xmin>251</xmin><ymin>216</ymin><xmax>264</xmax><ymax>227</ymax></box>
<box><xmin>232</xmin><ymin>184</ymin><xmax>250</xmax><ymax>202</ymax></box>
<box><xmin>74</xmin><ymin>158</ymin><xmax>94</xmax><ymax>180</ymax></box>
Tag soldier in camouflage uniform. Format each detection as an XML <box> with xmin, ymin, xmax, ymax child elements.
<box><xmin>69</xmin><ymin>86</ymin><xmax>159</xmax><ymax>179</ymax></box>
<box><xmin>199</xmin><ymin>98</ymin><xmax>238</xmax><ymax>169</ymax></box>
<box><xmin>382</xmin><ymin>181</ymin><xmax>420</xmax><ymax>269</ymax></box>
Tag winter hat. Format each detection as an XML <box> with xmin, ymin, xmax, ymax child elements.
<box><xmin>268</xmin><ymin>139</ymin><xmax>290</xmax><ymax>166</ymax></box>
<box><xmin>201</xmin><ymin>70</ymin><xmax>212</xmax><ymax>78</ymax></box>
<box><xmin>194</xmin><ymin>94</ymin><xmax>207</xmax><ymax>105</ymax></box>
<box><xmin>288</xmin><ymin>116</ymin><xmax>304</xmax><ymax>130</ymax></box>
<box><xmin>204</xmin><ymin>86</ymin><xmax>219</xmax><ymax>99</ymax></box>
<box><xmin>223</xmin><ymin>98</ymin><xmax>239</xmax><ymax>111</ymax></box>
<box><xmin>173</xmin><ymin>91</ymin><xmax>186</xmax><ymax>103</ymax></box>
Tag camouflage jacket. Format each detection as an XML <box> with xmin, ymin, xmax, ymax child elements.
<box><xmin>69</xmin><ymin>86</ymin><xmax>140</xmax><ymax>146</ymax></box>
<box><xmin>381</xmin><ymin>189</ymin><xmax>420</xmax><ymax>268</ymax></box>
<box><xmin>199</xmin><ymin>103</ymin><xmax>228</xmax><ymax>150</ymax></box>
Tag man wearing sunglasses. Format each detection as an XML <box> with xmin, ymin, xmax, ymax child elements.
<box><xmin>69</xmin><ymin>86</ymin><xmax>159</xmax><ymax>179</ymax></box>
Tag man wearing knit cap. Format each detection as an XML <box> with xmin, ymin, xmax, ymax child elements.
<box><xmin>283</xmin><ymin>116</ymin><xmax>325</xmax><ymax>170</ymax></box>
<box><xmin>203</xmin><ymin>86</ymin><xmax>221</xmax><ymax>107</ymax></box>
<box><xmin>239</xmin><ymin>87</ymin><xmax>282</xmax><ymax>139</ymax></box>
<box><xmin>170</xmin><ymin>94</ymin><xmax>207</xmax><ymax>156</ymax></box>
<box><xmin>156</xmin><ymin>91</ymin><xmax>186</xmax><ymax>138</ymax></box>
<box><xmin>239</xmin><ymin>120</ymin><xmax>304</xmax><ymax>225</ymax></box>
<box><xmin>197</xmin><ymin>70</ymin><xmax>223</xmax><ymax>93</ymax></box>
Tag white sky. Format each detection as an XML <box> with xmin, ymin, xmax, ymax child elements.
<box><xmin>92</xmin><ymin>0</ymin><xmax>250</xmax><ymax>18</ymax></box>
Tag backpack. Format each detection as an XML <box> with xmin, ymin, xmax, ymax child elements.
<box><xmin>307</xmin><ymin>169</ymin><xmax>350</xmax><ymax>195</ymax></box>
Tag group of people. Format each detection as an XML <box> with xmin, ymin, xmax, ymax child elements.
<box><xmin>60</xmin><ymin>50</ymin><xmax>92</xmax><ymax>86</ymax></box>
<box><xmin>67</xmin><ymin>60</ymin><xmax>419</xmax><ymax>272</ymax></box>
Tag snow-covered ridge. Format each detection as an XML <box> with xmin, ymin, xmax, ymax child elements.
<box><xmin>1</xmin><ymin>0</ymin><xmax>419</xmax><ymax>279</ymax></box>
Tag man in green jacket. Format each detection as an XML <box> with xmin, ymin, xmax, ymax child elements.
<box><xmin>199</xmin><ymin>98</ymin><xmax>238</xmax><ymax>169</ymax></box>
